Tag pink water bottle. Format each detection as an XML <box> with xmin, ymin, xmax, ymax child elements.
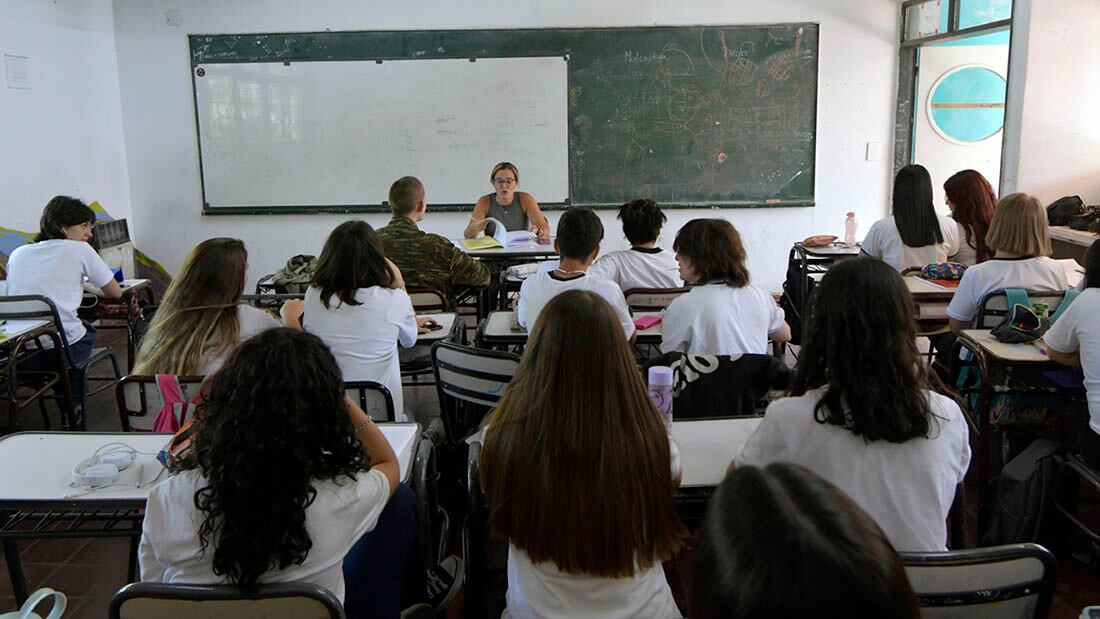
<box><xmin>844</xmin><ymin>212</ymin><xmax>858</xmax><ymax>248</ymax></box>
<box><xmin>647</xmin><ymin>366</ymin><xmax>674</xmax><ymax>432</ymax></box>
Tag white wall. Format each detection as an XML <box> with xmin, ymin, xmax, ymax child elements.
<box><xmin>112</xmin><ymin>0</ymin><xmax>902</xmax><ymax>291</ymax></box>
<box><xmin>0</xmin><ymin>0</ymin><xmax>132</xmax><ymax>233</ymax></box>
<box><xmin>1005</xmin><ymin>0</ymin><xmax>1100</xmax><ymax>205</ymax></box>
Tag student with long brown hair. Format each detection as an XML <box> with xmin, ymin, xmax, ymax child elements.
<box><xmin>134</xmin><ymin>238</ymin><xmax>302</xmax><ymax>376</ymax></box>
<box><xmin>661</xmin><ymin>218</ymin><xmax>790</xmax><ymax>355</ymax></box>
<box><xmin>481</xmin><ymin>290</ymin><xmax>684</xmax><ymax>619</ymax></box>
<box><xmin>944</xmin><ymin>169</ymin><xmax>996</xmax><ymax>265</ymax></box>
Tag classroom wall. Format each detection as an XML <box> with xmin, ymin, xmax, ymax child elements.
<box><xmin>1005</xmin><ymin>0</ymin><xmax>1100</xmax><ymax>205</ymax></box>
<box><xmin>112</xmin><ymin>0</ymin><xmax>902</xmax><ymax>291</ymax></box>
<box><xmin>0</xmin><ymin>0</ymin><xmax>132</xmax><ymax>235</ymax></box>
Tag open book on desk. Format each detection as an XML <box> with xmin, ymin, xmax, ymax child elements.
<box><xmin>461</xmin><ymin>217</ymin><xmax>537</xmax><ymax>250</ymax></box>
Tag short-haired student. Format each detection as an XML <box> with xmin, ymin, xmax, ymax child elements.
<box><xmin>660</xmin><ymin>219</ymin><xmax>790</xmax><ymax>356</ymax></box>
<box><xmin>517</xmin><ymin>207</ymin><xmax>635</xmax><ymax>339</ymax></box>
<box><xmin>693</xmin><ymin>463</ymin><xmax>920</xmax><ymax>619</ymax></box>
<box><xmin>304</xmin><ymin>220</ymin><xmax>435</xmax><ymax>420</ymax></box>
<box><xmin>588</xmin><ymin>199</ymin><xmax>683</xmax><ymax>292</ymax></box>
<box><xmin>135</xmin><ymin>237</ymin><xmax>302</xmax><ymax>376</ymax></box>
<box><xmin>737</xmin><ymin>259</ymin><xmax>970</xmax><ymax>552</ymax></box>
<box><xmin>6</xmin><ymin>196</ymin><xmax>122</xmax><ymax>404</ymax></box>
<box><xmin>377</xmin><ymin>176</ymin><xmax>490</xmax><ymax>305</ymax></box>
<box><xmin>862</xmin><ymin>164</ymin><xmax>960</xmax><ymax>271</ymax></box>
<box><xmin>947</xmin><ymin>192</ymin><xmax>1073</xmax><ymax>334</ymax></box>
<box><xmin>1045</xmin><ymin>240</ymin><xmax>1100</xmax><ymax>470</ymax></box>
<box><xmin>482</xmin><ymin>290</ymin><xmax>684</xmax><ymax>619</ymax></box>
<box><xmin>463</xmin><ymin>161</ymin><xmax>551</xmax><ymax>239</ymax></box>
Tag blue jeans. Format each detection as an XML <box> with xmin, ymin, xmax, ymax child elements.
<box><xmin>343</xmin><ymin>483</ymin><xmax>427</xmax><ymax>619</ymax></box>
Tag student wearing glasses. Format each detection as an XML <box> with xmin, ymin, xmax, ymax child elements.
<box><xmin>463</xmin><ymin>161</ymin><xmax>551</xmax><ymax>239</ymax></box>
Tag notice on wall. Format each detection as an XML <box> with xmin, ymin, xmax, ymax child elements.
<box><xmin>4</xmin><ymin>55</ymin><xmax>29</xmax><ymax>90</ymax></box>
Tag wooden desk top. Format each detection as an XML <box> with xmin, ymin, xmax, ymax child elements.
<box><xmin>1049</xmin><ymin>226</ymin><xmax>1098</xmax><ymax>247</ymax></box>
<box><xmin>960</xmin><ymin>329</ymin><xmax>1051</xmax><ymax>364</ymax></box>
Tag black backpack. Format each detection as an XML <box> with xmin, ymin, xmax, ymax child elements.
<box><xmin>982</xmin><ymin>438</ymin><xmax>1065</xmax><ymax>546</ymax></box>
<box><xmin>779</xmin><ymin>261</ymin><xmax>816</xmax><ymax>345</ymax></box>
<box><xmin>1046</xmin><ymin>196</ymin><xmax>1085</xmax><ymax>226</ymax></box>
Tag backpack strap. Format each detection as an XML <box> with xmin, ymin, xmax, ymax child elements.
<box><xmin>1049</xmin><ymin>289</ymin><xmax>1081</xmax><ymax>324</ymax></box>
<box><xmin>1002</xmin><ymin>288</ymin><xmax>1031</xmax><ymax>311</ymax></box>
<box><xmin>155</xmin><ymin>374</ymin><xmax>185</xmax><ymax>406</ymax></box>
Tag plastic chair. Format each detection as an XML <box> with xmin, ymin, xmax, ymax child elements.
<box><xmin>115</xmin><ymin>374</ymin><xmax>207</xmax><ymax>431</ymax></box>
<box><xmin>406</xmin><ymin>287</ymin><xmax>448</xmax><ymax>314</ymax></box>
<box><xmin>430</xmin><ymin>341</ymin><xmax>520</xmax><ymax>443</ymax></box>
<box><xmin>900</xmin><ymin>543</ymin><xmax>1057</xmax><ymax>618</ymax></box>
<box><xmin>623</xmin><ymin>286</ymin><xmax>690</xmax><ymax>311</ymax></box>
<box><xmin>0</xmin><ymin>295</ymin><xmax>122</xmax><ymax>430</ymax></box>
<box><xmin>344</xmin><ymin>380</ymin><xmax>396</xmax><ymax>422</ymax></box>
<box><xmin>109</xmin><ymin>582</ymin><xmax>345</xmax><ymax>619</ymax></box>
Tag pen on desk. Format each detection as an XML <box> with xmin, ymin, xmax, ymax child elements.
<box><xmin>136</xmin><ymin>463</ymin><xmax>145</xmax><ymax>488</ymax></box>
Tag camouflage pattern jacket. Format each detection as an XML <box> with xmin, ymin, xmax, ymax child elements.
<box><xmin>377</xmin><ymin>216</ymin><xmax>490</xmax><ymax>305</ymax></box>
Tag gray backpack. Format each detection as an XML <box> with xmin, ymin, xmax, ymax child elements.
<box><xmin>982</xmin><ymin>438</ymin><xmax>1065</xmax><ymax>546</ymax></box>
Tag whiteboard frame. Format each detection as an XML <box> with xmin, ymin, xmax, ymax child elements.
<box><xmin>191</xmin><ymin>53</ymin><xmax>573</xmax><ymax>215</ymax></box>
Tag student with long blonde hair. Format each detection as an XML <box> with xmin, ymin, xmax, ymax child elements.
<box><xmin>134</xmin><ymin>238</ymin><xmax>302</xmax><ymax>375</ymax></box>
<box><xmin>481</xmin><ymin>290</ymin><xmax>684</xmax><ymax>619</ymax></box>
<box><xmin>946</xmin><ymin>193</ymin><xmax>1073</xmax><ymax>333</ymax></box>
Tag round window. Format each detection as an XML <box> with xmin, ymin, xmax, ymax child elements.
<box><xmin>926</xmin><ymin>65</ymin><xmax>1006</xmax><ymax>144</ymax></box>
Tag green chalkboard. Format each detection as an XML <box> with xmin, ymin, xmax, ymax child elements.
<box><xmin>190</xmin><ymin>25</ymin><xmax>818</xmax><ymax>210</ymax></box>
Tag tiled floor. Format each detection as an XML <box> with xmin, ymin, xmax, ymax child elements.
<box><xmin>0</xmin><ymin>327</ymin><xmax>1098</xmax><ymax>617</ymax></box>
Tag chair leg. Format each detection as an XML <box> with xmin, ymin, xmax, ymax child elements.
<box><xmin>37</xmin><ymin>397</ymin><xmax>50</xmax><ymax>431</ymax></box>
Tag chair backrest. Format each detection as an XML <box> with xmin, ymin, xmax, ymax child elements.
<box><xmin>406</xmin><ymin>287</ymin><xmax>447</xmax><ymax>313</ymax></box>
<box><xmin>431</xmin><ymin>341</ymin><xmax>520</xmax><ymax>441</ymax></box>
<box><xmin>110</xmin><ymin>581</ymin><xmax>345</xmax><ymax>619</ymax></box>
<box><xmin>623</xmin><ymin>287</ymin><xmax>690</xmax><ymax>311</ymax></box>
<box><xmin>115</xmin><ymin>374</ymin><xmax>208</xmax><ymax>431</ymax></box>
<box><xmin>901</xmin><ymin>543</ymin><xmax>1057</xmax><ymax>619</ymax></box>
<box><xmin>344</xmin><ymin>380</ymin><xmax>395</xmax><ymax>422</ymax></box>
<box><xmin>975</xmin><ymin>289</ymin><xmax>1070</xmax><ymax>329</ymax></box>
<box><xmin>0</xmin><ymin>294</ymin><xmax>74</xmax><ymax>359</ymax></box>
<box><xmin>411</xmin><ymin>435</ymin><xmax>440</xmax><ymax>566</ymax></box>
<box><xmin>464</xmin><ymin>440</ymin><xmax>489</xmax><ymax>619</ymax></box>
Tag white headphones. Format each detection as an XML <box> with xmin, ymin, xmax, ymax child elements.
<box><xmin>71</xmin><ymin>443</ymin><xmax>138</xmax><ymax>488</ymax></box>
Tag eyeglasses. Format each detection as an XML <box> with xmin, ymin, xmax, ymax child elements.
<box><xmin>493</xmin><ymin>178</ymin><xmax>517</xmax><ymax>186</ymax></box>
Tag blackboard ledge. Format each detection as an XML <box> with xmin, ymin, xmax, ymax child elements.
<box><xmin>202</xmin><ymin>201</ymin><xmax>815</xmax><ymax>216</ymax></box>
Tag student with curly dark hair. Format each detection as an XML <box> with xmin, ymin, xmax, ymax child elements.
<box><xmin>589</xmin><ymin>199</ymin><xmax>682</xmax><ymax>291</ymax></box>
<box><xmin>693</xmin><ymin>463</ymin><xmax>920</xmax><ymax>619</ymax></box>
<box><xmin>139</xmin><ymin>328</ymin><xmax>445</xmax><ymax>617</ymax></box>
<box><xmin>736</xmin><ymin>258</ymin><xmax>971</xmax><ymax>552</ymax></box>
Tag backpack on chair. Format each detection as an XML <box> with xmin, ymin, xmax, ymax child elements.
<box><xmin>151</xmin><ymin>374</ymin><xmax>209</xmax><ymax>472</ymax></box>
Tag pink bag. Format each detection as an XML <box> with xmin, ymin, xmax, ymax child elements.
<box><xmin>151</xmin><ymin>374</ymin><xmax>203</xmax><ymax>433</ymax></box>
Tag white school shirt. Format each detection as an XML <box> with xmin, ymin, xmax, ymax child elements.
<box><xmin>945</xmin><ymin>256</ymin><xmax>1073</xmax><ymax>325</ymax></box>
<box><xmin>861</xmin><ymin>215</ymin><xmax>960</xmax><ymax>272</ymax></box>
<box><xmin>1044</xmin><ymin>288</ymin><xmax>1100</xmax><ymax>434</ymax></box>
<box><xmin>497</xmin><ymin>433</ymin><xmax>683</xmax><ymax>619</ymax></box>
<box><xmin>589</xmin><ymin>247</ymin><xmax>683</xmax><ymax>292</ymax></box>
<box><xmin>660</xmin><ymin>283</ymin><xmax>785</xmax><ymax>356</ymax></box>
<box><xmin>196</xmin><ymin>305</ymin><xmax>282</xmax><ymax>376</ymax></box>
<box><xmin>139</xmin><ymin>468</ymin><xmax>390</xmax><ymax>604</ymax></box>
<box><xmin>6</xmin><ymin>239</ymin><xmax>115</xmax><ymax>345</ymax></box>
<box><xmin>951</xmin><ymin>220</ymin><xmax>980</xmax><ymax>266</ymax></box>
<box><xmin>738</xmin><ymin>388</ymin><xmax>971</xmax><ymax>552</ymax></box>
<box><xmin>303</xmin><ymin>286</ymin><xmax>418</xmax><ymax>420</ymax></box>
<box><xmin>517</xmin><ymin>272</ymin><xmax>635</xmax><ymax>339</ymax></box>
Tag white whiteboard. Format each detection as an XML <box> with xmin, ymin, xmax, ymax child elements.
<box><xmin>193</xmin><ymin>56</ymin><xmax>569</xmax><ymax>209</ymax></box>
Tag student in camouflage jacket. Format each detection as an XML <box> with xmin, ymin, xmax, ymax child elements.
<box><xmin>377</xmin><ymin>176</ymin><xmax>490</xmax><ymax>307</ymax></box>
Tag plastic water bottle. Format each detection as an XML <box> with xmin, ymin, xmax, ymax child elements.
<box><xmin>647</xmin><ymin>366</ymin><xmax>674</xmax><ymax>433</ymax></box>
<box><xmin>844</xmin><ymin>212</ymin><xmax>858</xmax><ymax>248</ymax></box>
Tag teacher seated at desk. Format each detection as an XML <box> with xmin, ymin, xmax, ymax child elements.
<box><xmin>463</xmin><ymin>161</ymin><xmax>551</xmax><ymax>239</ymax></box>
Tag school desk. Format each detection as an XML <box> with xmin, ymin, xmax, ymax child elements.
<box><xmin>787</xmin><ymin>242</ymin><xmax>861</xmax><ymax>320</ymax></box>
<box><xmin>0</xmin><ymin>319</ymin><xmax>78</xmax><ymax>430</ymax></box>
<box><xmin>83</xmin><ymin>279</ymin><xmax>156</xmax><ymax>371</ymax></box>
<box><xmin>477</xmin><ymin>310</ymin><xmax>663</xmax><ymax>348</ymax></box>
<box><xmin>904</xmin><ymin>276</ymin><xmax>956</xmax><ymax>322</ymax></box>
<box><xmin>672</xmin><ymin>415</ymin><xmax>762</xmax><ymax>524</ymax></box>
<box><xmin>1049</xmin><ymin>225</ymin><xmax>1097</xmax><ymax>266</ymax></box>
<box><xmin>416</xmin><ymin>312</ymin><xmax>461</xmax><ymax>343</ymax></box>
<box><xmin>947</xmin><ymin>330</ymin><xmax>1079</xmax><ymax>529</ymax></box>
<box><xmin>451</xmin><ymin>237</ymin><xmax>559</xmax><ymax>261</ymax></box>
<box><xmin>0</xmin><ymin>425</ymin><xmax>420</xmax><ymax>604</ymax></box>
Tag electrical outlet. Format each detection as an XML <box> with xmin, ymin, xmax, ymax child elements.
<box><xmin>165</xmin><ymin>10</ymin><xmax>183</xmax><ymax>27</ymax></box>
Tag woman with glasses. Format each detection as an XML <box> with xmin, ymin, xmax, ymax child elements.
<box><xmin>463</xmin><ymin>161</ymin><xmax>551</xmax><ymax>239</ymax></box>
